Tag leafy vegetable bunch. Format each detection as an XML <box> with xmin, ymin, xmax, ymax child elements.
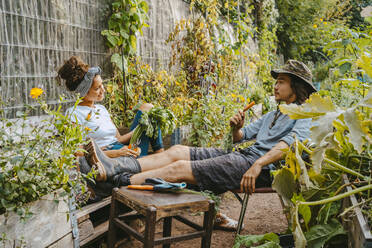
<box><xmin>129</xmin><ymin>107</ymin><xmax>176</xmax><ymax>146</ymax></box>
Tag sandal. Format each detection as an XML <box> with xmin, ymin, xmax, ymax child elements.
<box><xmin>213</xmin><ymin>213</ymin><xmax>243</xmax><ymax>232</ymax></box>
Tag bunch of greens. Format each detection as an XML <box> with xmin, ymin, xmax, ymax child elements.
<box><xmin>129</xmin><ymin>106</ymin><xmax>176</xmax><ymax>146</ymax></box>
<box><xmin>0</xmin><ymin>89</ymin><xmax>88</xmax><ymax>218</ymax></box>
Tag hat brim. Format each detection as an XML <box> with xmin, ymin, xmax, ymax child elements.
<box><xmin>271</xmin><ymin>69</ymin><xmax>317</xmax><ymax>93</ymax></box>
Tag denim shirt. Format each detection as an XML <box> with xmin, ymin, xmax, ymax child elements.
<box><xmin>240</xmin><ymin>110</ymin><xmax>312</xmax><ymax>158</ymax></box>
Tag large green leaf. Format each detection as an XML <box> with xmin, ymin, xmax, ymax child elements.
<box><xmin>111</xmin><ymin>53</ymin><xmax>128</xmax><ymax>73</ymax></box>
<box><xmin>291</xmin><ymin>204</ymin><xmax>307</xmax><ymax>248</ymax></box>
<box><xmin>295</xmin><ymin>139</ymin><xmax>314</xmax><ymax>189</ymax></box>
<box><xmin>343</xmin><ymin>108</ymin><xmax>370</xmax><ymax>153</ymax></box>
<box><xmin>304</xmin><ymin>218</ymin><xmax>345</xmax><ymax>248</ymax></box>
<box><xmin>310</xmin><ymin>132</ymin><xmax>336</xmax><ymax>174</ymax></box>
<box><xmin>233</xmin><ymin>233</ymin><xmax>280</xmax><ymax>248</ymax></box>
<box><xmin>293</xmin><ymin>194</ymin><xmax>312</xmax><ymax>229</ymax></box>
<box><xmin>358</xmin><ymin>87</ymin><xmax>372</xmax><ymax>108</ymax></box>
<box><xmin>272</xmin><ymin>167</ymin><xmax>296</xmax><ymax>204</ymax></box>
<box><xmin>357</xmin><ymin>53</ymin><xmax>372</xmax><ymax>79</ymax></box>
<box><xmin>310</xmin><ymin>111</ymin><xmax>341</xmax><ymax>146</ymax></box>
<box><xmin>279</xmin><ymin>94</ymin><xmax>336</xmax><ymax>120</ymax></box>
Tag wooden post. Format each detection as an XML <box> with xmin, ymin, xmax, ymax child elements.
<box><xmin>108</xmin><ymin>188</ymin><xmax>119</xmax><ymax>248</ymax></box>
<box><xmin>144</xmin><ymin>206</ymin><xmax>157</xmax><ymax>248</ymax></box>
<box><xmin>202</xmin><ymin>200</ymin><xmax>215</xmax><ymax>248</ymax></box>
<box><xmin>162</xmin><ymin>217</ymin><xmax>172</xmax><ymax>248</ymax></box>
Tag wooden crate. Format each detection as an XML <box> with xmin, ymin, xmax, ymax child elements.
<box><xmin>342</xmin><ymin>175</ymin><xmax>372</xmax><ymax>248</ymax></box>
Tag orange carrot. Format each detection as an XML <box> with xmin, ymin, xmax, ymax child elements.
<box><xmin>128</xmin><ymin>144</ymin><xmax>132</xmax><ymax>149</ymax></box>
<box><xmin>243</xmin><ymin>101</ymin><xmax>255</xmax><ymax>112</ymax></box>
<box><xmin>128</xmin><ymin>185</ymin><xmax>154</xmax><ymax>190</ymax></box>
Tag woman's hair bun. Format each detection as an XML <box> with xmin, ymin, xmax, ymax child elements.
<box><xmin>57</xmin><ymin>56</ymin><xmax>89</xmax><ymax>91</ymax></box>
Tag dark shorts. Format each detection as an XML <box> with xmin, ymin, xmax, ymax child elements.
<box><xmin>190</xmin><ymin>147</ymin><xmax>272</xmax><ymax>194</ymax></box>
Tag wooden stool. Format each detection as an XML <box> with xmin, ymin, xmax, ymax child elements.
<box><xmin>108</xmin><ymin>187</ymin><xmax>215</xmax><ymax>248</ymax></box>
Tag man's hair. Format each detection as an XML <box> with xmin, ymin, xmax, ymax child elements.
<box><xmin>289</xmin><ymin>74</ymin><xmax>313</xmax><ymax>104</ymax></box>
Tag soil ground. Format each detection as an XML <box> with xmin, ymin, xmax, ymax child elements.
<box><xmin>119</xmin><ymin>191</ymin><xmax>288</xmax><ymax>248</ymax></box>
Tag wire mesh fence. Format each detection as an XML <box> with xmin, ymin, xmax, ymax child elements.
<box><xmin>0</xmin><ymin>0</ymin><xmax>191</xmax><ymax>118</ymax></box>
<box><xmin>0</xmin><ymin>0</ymin><xmax>110</xmax><ymax>118</ymax></box>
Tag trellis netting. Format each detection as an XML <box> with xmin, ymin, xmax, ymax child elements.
<box><xmin>0</xmin><ymin>0</ymin><xmax>110</xmax><ymax>118</ymax></box>
<box><xmin>0</xmin><ymin>0</ymin><xmax>200</xmax><ymax>118</ymax></box>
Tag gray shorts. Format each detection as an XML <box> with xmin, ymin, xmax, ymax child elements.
<box><xmin>190</xmin><ymin>147</ymin><xmax>272</xmax><ymax>194</ymax></box>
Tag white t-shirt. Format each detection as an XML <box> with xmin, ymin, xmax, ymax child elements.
<box><xmin>65</xmin><ymin>104</ymin><xmax>118</xmax><ymax>147</ymax></box>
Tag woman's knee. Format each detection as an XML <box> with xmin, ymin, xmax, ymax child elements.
<box><xmin>138</xmin><ymin>103</ymin><xmax>154</xmax><ymax>112</ymax></box>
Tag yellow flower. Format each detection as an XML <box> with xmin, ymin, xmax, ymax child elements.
<box><xmin>324</xmin><ymin>22</ymin><xmax>327</xmax><ymax>25</ymax></box>
<box><xmin>85</xmin><ymin>110</ymin><xmax>92</xmax><ymax>121</ymax></box>
<box><xmin>231</xmin><ymin>93</ymin><xmax>237</xmax><ymax>98</ymax></box>
<box><xmin>320</xmin><ymin>18</ymin><xmax>323</xmax><ymax>22</ymax></box>
<box><xmin>30</xmin><ymin>88</ymin><xmax>43</xmax><ymax>99</ymax></box>
<box><xmin>313</xmin><ymin>24</ymin><xmax>318</xmax><ymax>28</ymax></box>
<box><xmin>84</xmin><ymin>127</ymin><xmax>92</xmax><ymax>131</ymax></box>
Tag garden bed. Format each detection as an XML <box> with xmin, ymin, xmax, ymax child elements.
<box><xmin>0</xmin><ymin>191</ymin><xmax>72</xmax><ymax>247</ymax></box>
<box><xmin>342</xmin><ymin>175</ymin><xmax>372</xmax><ymax>248</ymax></box>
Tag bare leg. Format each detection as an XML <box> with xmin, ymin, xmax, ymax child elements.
<box><xmin>137</xmin><ymin>145</ymin><xmax>190</xmax><ymax>172</ymax></box>
<box><xmin>130</xmin><ymin>160</ymin><xmax>197</xmax><ymax>185</ymax></box>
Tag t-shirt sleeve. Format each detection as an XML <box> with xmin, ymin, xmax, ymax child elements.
<box><xmin>241</xmin><ymin>116</ymin><xmax>265</xmax><ymax>141</ymax></box>
<box><xmin>280</xmin><ymin>118</ymin><xmax>312</xmax><ymax>146</ymax></box>
<box><xmin>65</xmin><ymin>107</ymin><xmax>86</xmax><ymax>124</ymax></box>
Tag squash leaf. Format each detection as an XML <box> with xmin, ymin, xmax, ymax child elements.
<box><xmin>304</xmin><ymin>218</ymin><xmax>345</xmax><ymax>248</ymax></box>
<box><xmin>343</xmin><ymin>108</ymin><xmax>370</xmax><ymax>153</ymax></box>
<box><xmin>272</xmin><ymin>167</ymin><xmax>296</xmax><ymax>204</ymax></box>
<box><xmin>233</xmin><ymin>233</ymin><xmax>280</xmax><ymax>248</ymax></box>
<box><xmin>279</xmin><ymin>94</ymin><xmax>336</xmax><ymax>120</ymax></box>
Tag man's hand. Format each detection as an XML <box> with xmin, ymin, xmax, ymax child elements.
<box><xmin>240</xmin><ymin>163</ymin><xmax>262</xmax><ymax>194</ymax></box>
<box><xmin>229</xmin><ymin>110</ymin><xmax>245</xmax><ymax>131</ymax></box>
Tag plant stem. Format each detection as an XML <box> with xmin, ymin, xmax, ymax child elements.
<box><xmin>324</xmin><ymin>158</ymin><xmax>366</xmax><ymax>180</ymax></box>
<box><xmin>299</xmin><ymin>184</ymin><xmax>372</xmax><ymax>206</ymax></box>
<box><xmin>299</xmin><ymin>142</ymin><xmax>367</xmax><ymax>180</ymax></box>
<box><xmin>339</xmin><ymin>197</ymin><xmax>372</xmax><ymax>217</ymax></box>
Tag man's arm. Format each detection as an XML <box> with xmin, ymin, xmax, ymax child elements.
<box><xmin>240</xmin><ymin>141</ymin><xmax>289</xmax><ymax>194</ymax></box>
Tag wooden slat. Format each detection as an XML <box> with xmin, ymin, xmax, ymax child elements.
<box><xmin>80</xmin><ymin>220</ymin><xmax>109</xmax><ymax>247</ymax></box>
<box><xmin>76</xmin><ymin>197</ymin><xmax>111</xmax><ymax>219</ymax></box>
<box><xmin>154</xmin><ymin>231</ymin><xmax>205</xmax><ymax>245</ymax></box>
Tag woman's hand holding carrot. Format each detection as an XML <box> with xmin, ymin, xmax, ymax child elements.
<box><xmin>117</xmin><ymin>146</ymin><xmax>141</xmax><ymax>157</ymax></box>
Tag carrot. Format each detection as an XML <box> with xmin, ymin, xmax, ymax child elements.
<box><xmin>128</xmin><ymin>185</ymin><xmax>154</xmax><ymax>190</ymax></box>
<box><xmin>243</xmin><ymin>101</ymin><xmax>255</xmax><ymax>112</ymax></box>
<box><xmin>128</xmin><ymin>144</ymin><xmax>132</xmax><ymax>149</ymax></box>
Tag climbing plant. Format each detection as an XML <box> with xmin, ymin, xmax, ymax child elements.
<box><xmin>101</xmin><ymin>0</ymin><xmax>149</xmax><ymax>72</ymax></box>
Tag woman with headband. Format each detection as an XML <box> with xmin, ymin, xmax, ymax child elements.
<box><xmin>57</xmin><ymin>56</ymin><xmax>164</xmax><ymax>159</ymax></box>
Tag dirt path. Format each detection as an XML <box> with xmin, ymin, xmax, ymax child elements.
<box><xmin>120</xmin><ymin>192</ymin><xmax>288</xmax><ymax>248</ymax></box>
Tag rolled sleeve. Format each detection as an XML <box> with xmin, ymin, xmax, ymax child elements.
<box><xmin>279</xmin><ymin>118</ymin><xmax>312</xmax><ymax>146</ymax></box>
